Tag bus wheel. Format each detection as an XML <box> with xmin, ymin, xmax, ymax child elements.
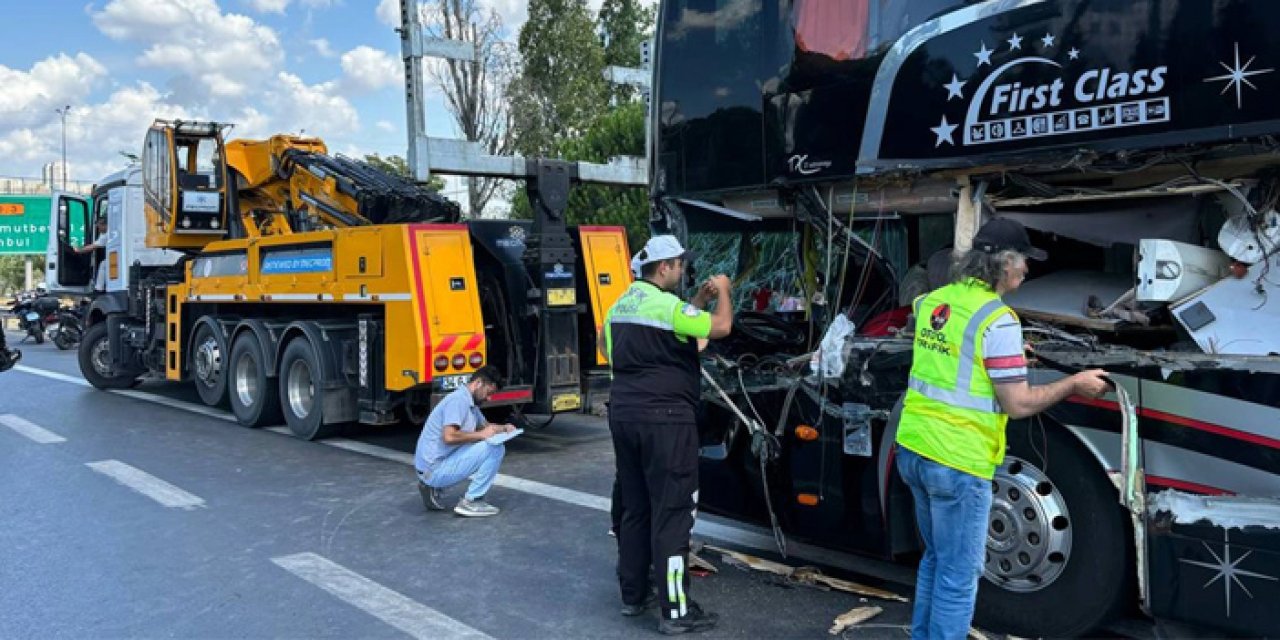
<box><xmin>190</xmin><ymin>321</ymin><xmax>228</xmax><ymax>407</ymax></box>
<box><xmin>278</xmin><ymin>337</ymin><xmax>340</xmax><ymax>440</ymax></box>
<box><xmin>975</xmin><ymin>421</ymin><xmax>1131</xmax><ymax>637</ymax></box>
<box><xmin>228</xmin><ymin>333</ymin><xmax>282</xmax><ymax>428</ymax></box>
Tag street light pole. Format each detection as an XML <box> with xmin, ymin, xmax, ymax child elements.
<box><xmin>55</xmin><ymin>105</ymin><xmax>71</xmax><ymax>190</ymax></box>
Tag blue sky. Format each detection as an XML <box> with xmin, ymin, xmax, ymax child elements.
<box><xmin>0</xmin><ymin>0</ymin><xmax>555</xmax><ymax>206</ymax></box>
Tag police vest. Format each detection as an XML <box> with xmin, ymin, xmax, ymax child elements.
<box><xmin>896</xmin><ymin>279</ymin><xmax>1015</xmax><ymax>479</ymax></box>
<box><xmin>604</xmin><ymin>281</ymin><xmax>707</xmax><ymax>420</ymax></box>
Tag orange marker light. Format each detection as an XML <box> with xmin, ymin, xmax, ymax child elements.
<box><xmin>794</xmin><ymin>425</ymin><xmax>819</xmax><ymax>441</ymax></box>
<box><xmin>797</xmin><ymin>493</ymin><xmax>820</xmax><ymax>506</ymax></box>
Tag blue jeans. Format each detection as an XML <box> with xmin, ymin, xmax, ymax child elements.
<box><xmin>419</xmin><ymin>441</ymin><xmax>505</xmax><ymax>501</ymax></box>
<box><xmin>896</xmin><ymin>447</ymin><xmax>992</xmax><ymax>640</ymax></box>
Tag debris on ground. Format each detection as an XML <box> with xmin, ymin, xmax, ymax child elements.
<box><xmin>968</xmin><ymin>627</ymin><xmax>992</xmax><ymax>640</ymax></box>
<box><xmin>703</xmin><ymin>544</ymin><xmax>908</xmax><ymax>602</ymax></box>
<box><xmin>689</xmin><ymin>550</ymin><xmax>718</xmax><ymax>574</ymax></box>
<box><xmin>829</xmin><ymin>606</ymin><xmax>883</xmax><ymax>635</ymax></box>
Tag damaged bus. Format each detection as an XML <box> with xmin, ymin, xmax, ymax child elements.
<box><xmin>650</xmin><ymin>0</ymin><xmax>1280</xmax><ymax>636</ymax></box>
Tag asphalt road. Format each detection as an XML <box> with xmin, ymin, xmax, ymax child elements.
<box><xmin>1</xmin><ymin>330</ymin><xmax>933</xmax><ymax>639</ymax></box>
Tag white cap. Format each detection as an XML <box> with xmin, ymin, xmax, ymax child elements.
<box><xmin>631</xmin><ymin>235</ymin><xmax>694</xmax><ymax>277</ymax></box>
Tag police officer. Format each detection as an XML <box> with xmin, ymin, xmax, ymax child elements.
<box><xmin>895</xmin><ymin>218</ymin><xmax>1110</xmax><ymax>640</ymax></box>
<box><xmin>603</xmin><ymin>235</ymin><xmax>733</xmax><ymax>634</ymax></box>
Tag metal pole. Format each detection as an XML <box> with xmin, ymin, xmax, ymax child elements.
<box><xmin>56</xmin><ymin>105</ymin><xmax>71</xmax><ymax>189</ymax></box>
<box><xmin>25</xmin><ymin>257</ymin><xmax>33</xmax><ymax>291</ymax></box>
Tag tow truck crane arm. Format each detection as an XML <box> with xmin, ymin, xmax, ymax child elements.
<box><xmin>142</xmin><ymin>120</ymin><xmax>460</xmax><ymax>251</ymax></box>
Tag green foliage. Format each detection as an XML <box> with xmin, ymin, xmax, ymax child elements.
<box><xmin>509</xmin><ymin>102</ymin><xmax>649</xmax><ymax>249</ymax></box>
<box><xmin>597</xmin><ymin>0</ymin><xmax>654</xmax><ymax>103</ymax></box>
<box><xmin>0</xmin><ymin>255</ymin><xmax>45</xmax><ymax>297</ymax></box>
<box><xmin>508</xmin><ymin>0</ymin><xmax>608</xmax><ymax>157</ymax></box>
<box><xmin>362</xmin><ymin>153</ymin><xmax>446</xmax><ymax>193</ymax></box>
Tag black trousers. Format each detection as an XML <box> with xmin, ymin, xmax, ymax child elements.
<box><xmin>610</xmin><ymin>413</ymin><xmax>699</xmax><ymax>620</ymax></box>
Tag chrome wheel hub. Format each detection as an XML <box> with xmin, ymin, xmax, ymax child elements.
<box><xmin>233</xmin><ymin>351</ymin><xmax>258</xmax><ymax>408</ymax></box>
<box><xmin>91</xmin><ymin>336</ymin><xmax>113</xmax><ymax>377</ymax></box>
<box><xmin>194</xmin><ymin>337</ymin><xmax>222</xmax><ymax>385</ymax></box>
<box><xmin>287</xmin><ymin>359</ymin><xmax>315</xmax><ymax>419</ymax></box>
<box><xmin>985</xmin><ymin>455</ymin><xmax>1072</xmax><ymax>592</ymax></box>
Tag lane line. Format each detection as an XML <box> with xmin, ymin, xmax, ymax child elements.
<box><xmin>0</xmin><ymin>414</ymin><xmax>67</xmax><ymax>444</ymax></box>
<box><xmin>14</xmin><ymin>365</ymin><xmax>235</xmax><ymax>423</ymax></box>
<box><xmin>85</xmin><ymin>460</ymin><xmax>207</xmax><ymax>510</ymax></box>
<box><xmin>13</xmin><ymin>362</ymin><xmax>909</xmax><ymax>585</ymax></box>
<box><xmin>272</xmin><ymin>552</ymin><xmax>492</xmax><ymax>640</ymax></box>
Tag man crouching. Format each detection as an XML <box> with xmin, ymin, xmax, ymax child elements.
<box><xmin>414</xmin><ymin>365</ymin><xmax>515</xmax><ymax>517</ymax></box>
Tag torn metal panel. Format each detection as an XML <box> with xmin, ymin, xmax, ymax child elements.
<box><xmin>1149</xmin><ymin>490</ymin><xmax>1280</xmax><ymax>531</ymax></box>
<box><xmin>1004</xmin><ymin>270</ymin><xmax>1134</xmax><ymax>330</ymax></box>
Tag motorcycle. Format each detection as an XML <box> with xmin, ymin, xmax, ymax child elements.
<box><xmin>9</xmin><ymin>292</ymin><xmax>62</xmax><ymax>345</ymax></box>
<box><xmin>46</xmin><ymin>300</ymin><xmax>86</xmax><ymax>351</ymax></box>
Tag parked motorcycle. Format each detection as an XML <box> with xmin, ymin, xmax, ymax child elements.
<box><xmin>46</xmin><ymin>300</ymin><xmax>86</xmax><ymax>350</ymax></box>
<box><xmin>9</xmin><ymin>292</ymin><xmax>62</xmax><ymax>345</ymax></box>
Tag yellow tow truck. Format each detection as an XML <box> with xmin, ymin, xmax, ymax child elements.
<box><xmin>46</xmin><ymin>120</ymin><xmax>630</xmax><ymax>438</ymax></box>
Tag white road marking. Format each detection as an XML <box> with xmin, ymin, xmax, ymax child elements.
<box><xmin>272</xmin><ymin>552</ymin><xmax>492</xmax><ymax>640</ymax></box>
<box><xmin>14</xmin><ymin>365</ymin><xmax>235</xmax><ymax>422</ymax></box>
<box><xmin>85</xmin><ymin>460</ymin><xmax>206</xmax><ymax>510</ymax></box>
<box><xmin>13</xmin><ymin>362</ymin><xmax>903</xmax><ymax>583</ymax></box>
<box><xmin>0</xmin><ymin>414</ymin><xmax>67</xmax><ymax>444</ymax></box>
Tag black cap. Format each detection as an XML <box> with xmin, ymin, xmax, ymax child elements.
<box><xmin>972</xmin><ymin>218</ymin><xmax>1048</xmax><ymax>261</ymax></box>
<box><xmin>471</xmin><ymin>365</ymin><xmax>505</xmax><ymax>389</ymax></box>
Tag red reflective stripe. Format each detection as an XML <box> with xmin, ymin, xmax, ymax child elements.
<box><xmin>462</xmin><ymin>334</ymin><xmax>484</xmax><ymax>351</ymax></box>
<box><xmin>1146</xmin><ymin>475</ymin><xmax>1234</xmax><ymax>496</ymax></box>
<box><xmin>983</xmin><ymin>356</ymin><xmax>1026</xmax><ymax>368</ymax></box>
<box><xmin>1067</xmin><ymin>396</ymin><xmax>1280</xmax><ymax>450</ymax></box>
<box><xmin>407</xmin><ymin>228</ymin><xmax>432</xmax><ymax>380</ymax></box>
<box><xmin>489</xmin><ymin>389</ymin><xmax>532</xmax><ymax>403</ymax></box>
<box><xmin>437</xmin><ymin>335</ymin><xmax>458</xmax><ymax>352</ymax></box>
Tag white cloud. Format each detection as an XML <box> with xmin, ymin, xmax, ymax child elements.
<box><xmin>340</xmin><ymin>46</ymin><xmax>401</xmax><ymax>92</ymax></box>
<box><xmin>376</xmin><ymin>0</ymin><xmax>399</xmax><ymax>28</ymax></box>
<box><xmin>245</xmin><ymin>0</ymin><xmax>290</xmax><ymax>13</ymax></box>
<box><xmin>245</xmin><ymin>0</ymin><xmax>334</xmax><ymax>13</ymax></box>
<box><xmin>92</xmin><ymin>0</ymin><xmax>283</xmax><ymax>104</ymax></box>
<box><xmin>0</xmin><ymin>53</ymin><xmax>108</xmax><ymax>127</ymax></box>
<box><xmin>309</xmin><ymin>37</ymin><xmax>337</xmax><ymax>58</ymax></box>
<box><xmin>376</xmin><ymin>120</ymin><xmax>396</xmax><ymax>133</ymax></box>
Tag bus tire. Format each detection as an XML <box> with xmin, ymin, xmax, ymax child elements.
<box><xmin>278</xmin><ymin>337</ymin><xmax>340</xmax><ymax>440</ymax></box>
<box><xmin>228</xmin><ymin>333</ymin><xmax>282</xmax><ymax>428</ymax></box>
<box><xmin>974</xmin><ymin>420</ymin><xmax>1131</xmax><ymax>637</ymax></box>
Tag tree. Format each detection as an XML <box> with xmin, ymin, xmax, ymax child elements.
<box><xmin>0</xmin><ymin>255</ymin><xmax>45</xmax><ymax>297</ymax></box>
<box><xmin>507</xmin><ymin>0</ymin><xmax>608</xmax><ymax>157</ymax></box>
<box><xmin>597</xmin><ymin>0</ymin><xmax>654</xmax><ymax>103</ymax></box>
<box><xmin>510</xmin><ymin>102</ymin><xmax>649</xmax><ymax>248</ymax></box>
<box><xmin>421</xmin><ymin>0</ymin><xmax>515</xmax><ymax>216</ymax></box>
<box><xmin>363</xmin><ymin>153</ymin><xmax>446</xmax><ymax>193</ymax></box>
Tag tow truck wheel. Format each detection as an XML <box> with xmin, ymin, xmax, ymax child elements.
<box><xmin>77</xmin><ymin>322</ymin><xmax>139</xmax><ymax>390</ymax></box>
<box><xmin>228</xmin><ymin>333</ymin><xmax>282</xmax><ymax>428</ymax></box>
<box><xmin>974</xmin><ymin>421</ymin><xmax>1131</xmax><ymax>637</ymax></box>
<box><xmin>279</xmin><ymin>337</ymin><xmax>340</xmax><ymax>440</ymax></box>
<box><xmin>190</xmin><ymin>321</ymin><xmax>228</xmax><ymax>407</ymax></box>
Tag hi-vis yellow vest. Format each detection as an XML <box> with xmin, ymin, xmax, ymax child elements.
<box><xmin>897</xmin><ymin>279</ymin><xmax>1015</xmax><ymax>479</ymax></box>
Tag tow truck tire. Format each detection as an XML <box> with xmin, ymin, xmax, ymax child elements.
<box><xmin>228</xmin><ymin>333</ymin><xmax>282</xmax><ymax>428</ymax></box>
<box><xmin>190</xmin><ymin>321</ymin><xmax>228</xmax><ymax>407</ymax></box>
<box><xmin>974</xmin><ymin>421</ymin><xmax>1131</xmax><ymax>637</ymax></box>
<box><xmin>278</xmin><ymin>338</ymin><xmax>340</xmax><ymax>440</ymax></box>
<box><xmin>78</xmin><ymin>322</ymin><xmax>139</xmax><ymax>390</ymax></box>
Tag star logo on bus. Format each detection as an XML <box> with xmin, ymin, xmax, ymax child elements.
<box><xmin>943</xmin><ymin>74</ymin><xmax>966</xmax><ymax>100</ymax></box>
<box><xmin>930</xmin><ymin>116</ymin><xmax>957</xmax><ymax>147</ymax></box>
<box><xmin>973</xmin><ymin>42</ymin><xmax>994</xmax><ymax>67</ymax></box>
<box><xmin>1203</xmin><ymin>42</ymin><xmax>1274</xmax><ymax>109</ymax></box>
<box><xmin>1179</xmin><ymin>530</ymin><xmax>1278</xmax><ymax>617</ymax></box>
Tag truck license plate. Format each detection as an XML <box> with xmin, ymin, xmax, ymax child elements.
<box><xmin>438</xmin><ymin>374</ymin><xmax>469</xmax><ymax>391</ymax></box>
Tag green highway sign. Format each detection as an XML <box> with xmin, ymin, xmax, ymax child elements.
<box><xmin>0</xmin><ymin>195</ymin><xmax>51</xmax><ymax>255</ymax></box>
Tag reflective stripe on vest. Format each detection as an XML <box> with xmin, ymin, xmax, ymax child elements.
<box><xmin>908</xmin><ymin>375</ymin><xmax>1000</xmax><ymax>413</ymax></box>
<box><xmin>897</xmin><ymin>280</ymin><xmax>1013</xmax><ymax>479</ymax></box>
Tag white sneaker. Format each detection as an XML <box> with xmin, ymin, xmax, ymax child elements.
<box><xmin>454</xmin><ymin>498</ymin><xmax>500</xmax><ymax>517</ymax></box>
